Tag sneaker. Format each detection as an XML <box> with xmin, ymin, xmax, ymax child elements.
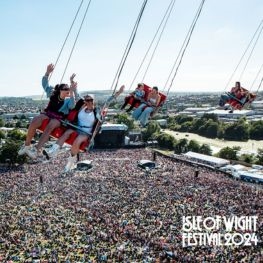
<box><xmin>26</xmin><ymin>147</ymin><xmax>38</xmax><ymax>159</ymax></box>
<box><xmin>64</xmin><ymin>155</ymin><xmax>76</xmax><ymax>173</ymax></box>
<box><xmin>18</xmin><ymin>144</ymin><xmax>30</xmax><ymax>156</ymax></box>
<box><xmin>43</xmin><ymin>144</ymin><xmax>60</xmax><ymax>159</ymax></box>
<box><xmin>18</xmin><ymin>144</ymin><xmax>37</xmax><ymax>159</ymax></box>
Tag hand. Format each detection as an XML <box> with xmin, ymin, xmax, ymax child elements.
<box><xmin>70</xmin><ymin>73</ymin><xmax>76</xmax><ymax>83</ymax></box>
<box><xmin>46</xmin><ymin>63</ymin><xmax>54</xmax><ymax>76</ymax></box>
<box><xmin>114</xmin><ymin>85</ymin><xmax>125</xmax><ymax>98</ymax></box>
<box><xmin>70</xmin><ymin>81</ymin><xmax>78</xmax><ymax>91</ymax></box>
<box><xmin>119</xmin><ymin>85</ymin><xmax>125</xmax><ymax>93</ymax></box>
<box><xmin>101</xmin><ymin>108</ymin><xmax>108</xmax><ymax>117</ymax></box>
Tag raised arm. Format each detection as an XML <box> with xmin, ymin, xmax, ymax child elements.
<box><xmin>70</xmin><ymin>73</ymin><xmax>80</xmax><ymax>100</ymax></box>
<box><xmin>67</xmin><ymin>75</ymin><xmax>78</xmax><ymax>109</ymax></box>
<box><xmin>41</xmin><ymin>63</ymin><xmax>55</xmax><ymax>98</ymax></box>
<box><xmin>106</xmin><ymin>85</ymin><xmax>125</xmax><ymax>104</ymax></box>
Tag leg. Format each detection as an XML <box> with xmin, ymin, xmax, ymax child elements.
<box><xmin>56</xmin><ymin>129</ymin><xmax>75</xmax><ymax>147</ymax></box>
<box><xmin>126</xmin><ymin>98</ymin><xmax>140</xmax><ymax>112</ymax></box>
<box><xmin>64</xmin><ymin>134</ymin><xmax>89</xmax><ymax>172</ymax></box>
<box><xmin>138</xmin><ymin>106</ymin><xmax>153</xmax><ymax>126</ymax></box>
<box><xmin>43</xmin><ymin>129</ymin><xmax>75</xmax><ymax>159</ymax></box>
<box><xmin>120</xmin><ymin>96</ymin><xmax>131</xmax><ymax>110</ymax></box>
<box><xmin>219</xmin><ymin>93</ymin><xmax>231</xmax><ymax>107</ymax></box>
<box><xmin>71</xmin><ymin>134</ymin><xmax>89</xmax><ymax>156</ymax></box>
<box><xmin>132</xmin><ymin>103</ymin><xmax>146</xmax><ymax>120</ymax></box>
<box><xmin>36</xmin><ymin>118</ymin><xmax>61</xmax><ymax>150</ymax></box>
<box><xmin>25</xmin><ymin>114</ymin><xmax>49</xmax><ymax>146</ymax></box>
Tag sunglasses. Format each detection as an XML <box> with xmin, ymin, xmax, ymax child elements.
<box><xmin>60</xmin><ymin>88</ymin><xmax>70</xmax><ymax>91</ymax></box>
<box><xmin>85</xmin><ymin>98</ymin><xmax>94</xmax><ymax>102</ymax></box>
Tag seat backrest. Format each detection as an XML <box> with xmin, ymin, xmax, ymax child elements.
<box><xmin>142</xmin><ymin>83</ymin><xmax>166</xmax><ymax>107</ymax></box>
<box><xmin>125</xmin><ymin>83</ymin><xmax>166</xmax><ymax>109</ymax></box>
<box><xmin>66</xmin><ymin>109</ymin><xmax>78</xmax><ymax>122</ymax></box>
<box><xmin>158</xmin><ymin>92</ymin><xmax>167</xmax><ymax>107</ymax></box>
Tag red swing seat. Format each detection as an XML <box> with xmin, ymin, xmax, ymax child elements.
<box><xmin>226</xmin><ymin>89</ymin><xmax>256</xmax><ymax>110</ymax></box>
<box><xmin>37</xmin><ymin>110</ymin><xmax>89</xmax><ymax>151</ymax></box>
<box><xmin>126</xmin><ymin>83</ymin><xmax>167</xmax><ymax>110</ymax></box>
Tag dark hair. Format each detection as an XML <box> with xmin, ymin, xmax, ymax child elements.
<box><xmin>53</xmin><ymin>83</ymin><xmax>68</xmax><ymax>96</ymax></box>
<box><xmin>153</xmin><ymin>86</ymin><xmax>158</xmax><ymax>91</ymax></box>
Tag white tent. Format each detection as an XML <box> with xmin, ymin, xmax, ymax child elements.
<box><xmin>184</xmin><ymin>151</ymin><xmax>230</xmax><ymax>168</ymax></box>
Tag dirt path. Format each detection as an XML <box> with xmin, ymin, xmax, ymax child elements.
<box><xmin>164</xmin><ymin>130</ymin><xmax>263</xmax><ymax>154</ymax></box>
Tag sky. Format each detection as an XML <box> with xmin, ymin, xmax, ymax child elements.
<box><xmin>0</xmin><ymin>0</ymin><xmax>262</xmax><ymax>97</ymax></box>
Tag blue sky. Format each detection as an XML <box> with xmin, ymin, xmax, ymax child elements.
<box><xmin>0</xmin><ymin>0</ymin><xmax>262</xmax><ymax>97</ymax></box>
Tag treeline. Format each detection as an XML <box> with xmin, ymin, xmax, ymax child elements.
<box><xmin>1</xmin><ymin>114</ymin><xmax>263</xmax><ymax>166</ymax></box>
<box><xmin>114</xmin><ymin>114</ymin><xmax>263</xmax><ymax>164</ymax></box>
<box><xmin>0</xmin><ymin>129</ymin><xmax>27</xmax><ymax>165</ymax></box>
<box><xmin>167</xmin><ymin>113</ymin><xmax>263</xmax><ymax>141</ymax></box>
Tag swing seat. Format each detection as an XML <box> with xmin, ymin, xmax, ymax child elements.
<box><xmin>226</xmin><ymin>91</ymin><xmax>256</xmax><ymax>110</ymax></box>
<box><xmin>37</xmin><ymin>110</ymin><xmax>89</xmax><ymax>151</ymax></box>
<box><xmin>126</xmin><ymin>83</ymin><xmax>167</xmax><ymax>109</ymax></box>
<box><xmin>126</xmin><ymin>83</ymin><xmax>151</xmax><ymax>108</ymax></box>
<box><xmin>151</xmin><ymin>92</ymin><xmax>167</xmax><ymax>116</ymax></box>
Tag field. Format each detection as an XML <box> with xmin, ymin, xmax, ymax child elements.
<box><xmin>165</xmin><ymin>130</ymin><xmax>263</xmax><ymax>155</ymax></box>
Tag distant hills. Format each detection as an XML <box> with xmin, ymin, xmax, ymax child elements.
<box><xmin>1</xmin><ymin>90</ymin><xmax>222</xmax><ymax>100</ymax></box>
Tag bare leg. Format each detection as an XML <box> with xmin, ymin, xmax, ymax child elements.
<box><xmin>56</xmin><ymin>129</ymin><xmax>75</xmax><ymax>147</ymax></box>
<box><xmin>25</xmin><ymin>114</ymin><xmax>49</xmax><ymax>146</ymax></box>
<box><xmin>36</xmin><ymin>118</ymin><xmax>61</xmax><ymax>150</ymax></box>
<box><xmin>71</xmin><ymin>134</ymin><xmax>89</xmax><ymax>156</ymax></box>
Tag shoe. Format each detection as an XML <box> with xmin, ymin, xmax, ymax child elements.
<box><xmin>64</xmin><ymin>155</ymin><xmax>76</xmax><ymax>173</ymax></box>
<box><xmin>18</xmin><ymin>144</ymin><xmax>29</xmax><ymax>156</ymax></box>
<box><xmin>43</xmin><ymin>144</ymin><xmax>60</xmax><ymax>159</ymax></box>
<box><xmin>28</xmin><ymin>147</ymin><xmax>38</xmax><ymax>159</ymax></box>
<box><xmin>18</xmin><ymin>144</ymin><xmax>37</xmax><ymax>159</ymax></box>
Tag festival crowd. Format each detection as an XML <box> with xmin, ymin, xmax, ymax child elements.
<box><xmin>0</xmin><ymin>148</ymin><xmax>262</xmax><ymax>262</ymax></box>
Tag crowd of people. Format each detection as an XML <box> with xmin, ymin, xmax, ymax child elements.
<box><xmin>0</xmin><ymin>148</ymin><xmax>262</xmax><ymax>262</ymax></box>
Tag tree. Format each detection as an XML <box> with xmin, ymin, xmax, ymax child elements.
<box><xmin>174</xmin><ymin>138</ymin><xmax>188</xmax><ymax>154</ymax></box>
<box><xmin>15</xmin><ymin>121</ymin><xmax>22</xmax><ymax>128</ymax></box>
<box><xmin>191</xmin><ymin>118</ymin><xmax>206</xmax><ymax>132</ymax></box>
<box><xmin>201</xmin><ymin>113</ymin><xmax>218</xmax><ymax>122</ymax></box>
<box><xmin>199</xmin><ymin>144</ymin><xmax>212</xmax><ymax>155</ymax></box>
<box><xmin>142</xmin><ymin>121</ymin><xmax>161</xmax><ymax>141</ymax></box>
<box><xmin>224</xmin><ymin>122</ymin><xmax>249</xmax><ymax>141</ymax></box>
<box><xmin>179</xmin><ymin>121</ymin><xmax>192</xmax><ymax>132</ymax></box>
<box><xmin>0</xmin><ymin>118</ymin><xmax>4</xmax><ymax>127</ymax></box>
<box><xmin>204</xmin><ymin>120</ymin><xmax>219</xmax><ymax>138</ymax></box>
<box><xmin>217</xmin><ymin>146</ymin><xmax>240</xmax><ymax>160</ymax></box>
<box><xmin>239</xmin><ymin>153</ymin><xmax>255</xmax><ymax>164</ymax></box>
<box><xmin>156</xmin><ymin>133</ymin><xmax>176</xmax><ymax>150</ymax></box>
<box><xmin>255</xmin><ymin>148</ymin><xmax>263</xmax><ymax>164</ymax></box>
<box><xmin>188</xmin><ymin>140</ymin><xmax>200</xmax><ymax>153</ymax></box>
<box><xmin>0</xmin><ymin>130</ymin><xmax>5</xmax><ymax>140</ymax></box>
<box><xmin>0</xmin><ymin>140</ymin><xmax>27</xmax><ymax>165</ymax></box>
<box><xmin>115</xmin><ymin>113</ymin><xmax>135</xmax><ymax>130</ymax></box>
<box><xmin>175</xmin><ymin>114</ymin><xmax>193</xmax><ymax>124</ymax></box>
<box><xmin>7</xmin><ymin>129</ymin><xmax>26</xmax><ymax>141</ymax></box>
<box><xmin>250</xmin><ymin>121</ymin><xmax>263</xmax><ymax>140</ymax></box>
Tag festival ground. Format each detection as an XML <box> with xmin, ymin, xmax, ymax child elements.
<box><xmin>0</xmin><ymin>148</ymin><xmax>262</xmax><ymax>262</ymax></box>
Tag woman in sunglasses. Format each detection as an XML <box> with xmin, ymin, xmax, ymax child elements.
<box><xmin>18</xmin><ymin>63</ymin><xmax>78</xmax><ymax>159</ymax></box>
<box><xmin>44</xmin><ymin>85</ymin><xmax>124</xmax><ymax>173</ymax></box>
